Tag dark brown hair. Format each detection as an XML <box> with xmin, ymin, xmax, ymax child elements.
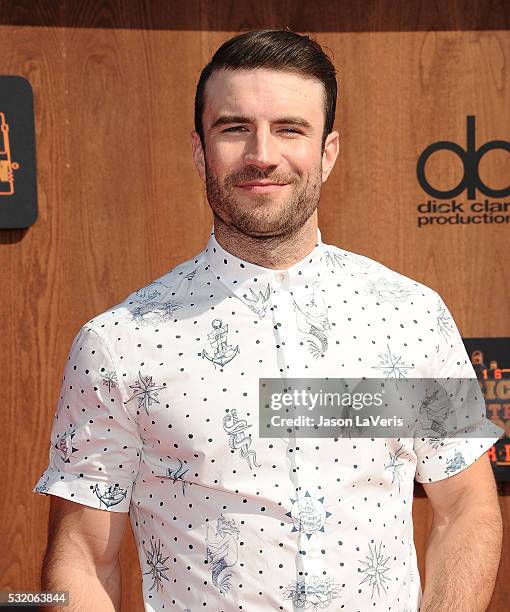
<box><xmin>194</xmin><ymin>29</ymin><xmax>337</xmax><ymax>152</ymax></box>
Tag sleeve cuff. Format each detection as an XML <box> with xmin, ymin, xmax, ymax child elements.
<box><xmin>33</xmin><ymin>468</ymin><xmax>131</xmax><ymax>513</ymax></box>
<box><xmin>414</xmin><ymin>433</ymin><xmax>504</xmax><ymax>483</ymax></box>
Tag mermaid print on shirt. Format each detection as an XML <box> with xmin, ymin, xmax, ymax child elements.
<box><xmin>206</xmin><ymin>514</ymin><xmax>240</xmax><ymax>595</ymax></box>
<box><xmin>293</xmin><ymin>281</ymin><xmax>331</xmax><ymax>358</ymax></box>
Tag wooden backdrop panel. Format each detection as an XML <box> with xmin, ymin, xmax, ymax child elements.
<box><xmin>0</xmin><ymin>9</ymin><xmax>508</xmax><ymax>612</ymax></box>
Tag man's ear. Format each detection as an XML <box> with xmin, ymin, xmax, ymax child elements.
<box><xmin>191</xmin><ymin>131</ymin><xmax>206</xmax><ymax>182</ymax></box>
<box><xmin>321</xmin><ymin>130</ymin><xmax>340</xmax><ymax>183</ymax></box>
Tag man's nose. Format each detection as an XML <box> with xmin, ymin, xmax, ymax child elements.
<box><xmin>243</xmin><ymin>129</ymin><xmax>281</xmax><ymax>169</ymax></box>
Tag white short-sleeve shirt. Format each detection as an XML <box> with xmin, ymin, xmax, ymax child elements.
<box><xmin>34</xmin><ymin>227</ymin><xmax>502</xmax><ymax>612</ymax></box>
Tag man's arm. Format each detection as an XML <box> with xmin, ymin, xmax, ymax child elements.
<box><xmin>42</xmin><ymin>495</ymin><xmax>128</xmax><ymax>612</ymax></box>
<box><xmin>420</xmin><ymin>451</ymin><xmax>502</xmax><ymax>612</ymax></box>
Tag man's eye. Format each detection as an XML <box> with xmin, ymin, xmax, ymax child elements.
<box><xmin>223</xmin><ymin>126</ymin><xmax>247</xmax><ymax>132</ymax></box>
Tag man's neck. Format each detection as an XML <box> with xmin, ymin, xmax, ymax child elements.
<box><xmin>212</xmin><ymin>214</ymin><xmax>319</xmax><ymax>270</ymax></box>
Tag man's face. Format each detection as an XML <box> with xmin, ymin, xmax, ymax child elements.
<box><xmin>191</xmin><ymin>68</ymin><xmax>339</xmax><ymax>237</ymax></box>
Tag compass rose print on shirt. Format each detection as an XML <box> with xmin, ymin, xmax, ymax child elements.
<box><xmin>384</xmin><ymin>445</ymin><xmax>408</xmax><ymax>493</ymax></box>
<box><xmin>293</xmin><ymin>281</ymin><xmax>331</xmax><ymax>358</ymax></box>
<box><xmin>243</xmin><ymin>283</ymin><xmax>271</xmax><ymax>318</ymax></box>
<box><xmin>222</xmin><ymin>409</ymin><xmax>260</xmax><ymax>469</ymax></box>
<box><xmin>126</xmin><ymin>371</ymin><xmax>166</xmax><ymax>415</ymax></box>
<box><xmin>373</xmin><ymin>344</ymin><xmax>412</xmax><ymax>381</ymax></box>
<box><xmin>284</xmin><ymin>574</ymin><xmax>342</xmax><ymax>610</ymax></box>
<box><xmin>285</xmin><ymin>491</ymin><xmax>332</xmax><ymax>539</ymax></box>
<box><xmin>358</xmin><ymin>541</ymin><xmax>392</xmax><ymax>598</ymax></box>
<box><xmin>54</xmin><ymin>427</ymin><xmax>78</xmax><ymax>463</ymax></box>
<box><xmin>206</xmin><ymin>514</ymin><xmax>240</xmax><ymax>595</ymax></box>
<box><xmin>365</xmin><ymin>277</ymin><xmax>418</xmax><ymax>305</ymax></box>
<box><xmin>143</xmin><ymin>538</ymin><xmax>170</xmax><ymax>592</ymax></box>
<box><xmin>93</xmin><ymin>483</ymin><xmax>128</xmax><ymax>508</ymax></box>
<box><xmin>202</xmin><ymin>318</ymin><xmax>240</xmax><ymax>368</ymax></box>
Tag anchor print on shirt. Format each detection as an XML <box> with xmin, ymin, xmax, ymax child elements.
<box><xmin>93</xmin><ymin>483</ymin><xmax>128</xmax><ymax>508</ymax></box>
<box><xmin>206</xmin><ymin>514</ymin><xmax>240</xmax><ymax>595</ymax></box>
<box><xmin>285</xmin><ymin>491</ymin><xmax>332</xmax><ymax>539</ymax></box>
<box><xmin>54</xmin><ymin>427</ymin><xmax>79</xmax><ymax>463</ymax></box>
<box><xmin>243</xmin><ymin>283</ymin><xmax>271</xmax><ymax>318</ymax></box>
<box><xmin>223</xmin><ymin>409</ymin><xmax>260</xmax><ymax>470</ymax></box>
<box><xmin>365</xmin><ymin>277</ymin><xmax>418</xmax><ymax>305</ymax></box>
<box><xmin>293</xmin><ymin>281</ymin><xmax>331</xmax><ymax>358</ymax></box>
<box><xmin>202</xmin><ymin>318</ymin><xmax>240</xmax><ymax>368</ymax></box>
<box><xmin>284</xmin><ymin>574</ymin><xmax>342</xmax><ymax>610</ymax></box>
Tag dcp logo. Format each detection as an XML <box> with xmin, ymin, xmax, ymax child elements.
<box><xmin>417</xmin><ymin>116</ymin><xmax>510</xmax><ymax>200</ymax></box>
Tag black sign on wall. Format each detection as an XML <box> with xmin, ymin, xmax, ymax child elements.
<box><xmin>417</xmin><ymin>116</ymin><xmax>510</xmax><ymax>201</ymax></box>
<box><xmin>0</xmin><ymin>76</ymin><xmax>37</xmax><ymax>228</ymax></box>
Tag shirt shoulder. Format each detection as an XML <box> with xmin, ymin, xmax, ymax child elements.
<box><xmin>323</xmin><ymin>242</ymin><xmax>439</xmax><ymax>304</ymax></box>
<box><xmin>83</xmin><ymin>250</ymin><xmax>207</xmax><ymax>335</ymax></box>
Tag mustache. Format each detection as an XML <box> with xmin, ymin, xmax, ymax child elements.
<box><xmin>227</xmin><ymin>172</ymin><xmax>295</xmax><ymax>186</ymax></box>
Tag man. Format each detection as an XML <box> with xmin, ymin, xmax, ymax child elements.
<box><xmin>35</xmin><ymin>29</ymin><xmax>503</xmax><ymax>612</ymax></box>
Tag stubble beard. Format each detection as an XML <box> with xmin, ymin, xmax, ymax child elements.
<box><xmin>204</xmin><ymin>161</ymin><xmax>323</xmax><ymax>238</ymax></box>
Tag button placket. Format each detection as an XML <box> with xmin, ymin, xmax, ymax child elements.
<box><xmin>270</xmin><ymin>271</ymin><xmax>291</xmax><ymax>356</ymax></box>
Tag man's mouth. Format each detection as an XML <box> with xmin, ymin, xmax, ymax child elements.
<box><xmin>236</xmin><ymin>182</ymin><xmax>289</xmax><ymax>194</ymax></box>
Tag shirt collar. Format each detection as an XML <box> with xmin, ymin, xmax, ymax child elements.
<box><xmin>203</xmin><ymin>226</ymin><xmax>327</xmax><ymax>315</ymax></box>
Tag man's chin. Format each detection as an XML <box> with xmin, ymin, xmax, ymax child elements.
<box><xmin>229</xmin><ymin>216</ymin><xmax>298</xmax><ymax>237</ymax></box>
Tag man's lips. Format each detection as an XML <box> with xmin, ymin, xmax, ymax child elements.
<box><xmin>236</xmin><ymin>182</ymin><xmax>289</xmax><ymax>193</ymax></box>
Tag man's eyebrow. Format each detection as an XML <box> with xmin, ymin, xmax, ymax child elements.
<box><xmin>209</xmin><ymin>115</ymin><xmax>313</xmax><ymax>130</ymax></box>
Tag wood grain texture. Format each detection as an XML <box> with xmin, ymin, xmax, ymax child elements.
<box><xmin>0</xmin><ymin>4</ymin><xmax>508</xmax><ymax>611</ymax></box>
<box><xmin>0</xmin><ymin>0</ymin><xmax>509</xmax><ymax>31</ymax></box>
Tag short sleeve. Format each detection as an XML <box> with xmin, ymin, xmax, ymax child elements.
<box><xmin>33</xmin><ymin>325</ymin><xmax>142</xmax><ymax>511</ymax></box>
<box><xmin>414</xmin><ymin>293</ymin><xmax>504</xmax><ymax>483</ymax></box>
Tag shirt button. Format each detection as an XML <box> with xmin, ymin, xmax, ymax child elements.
<box><xmin>275</xmin><ymin>272</ymin><xmax>286</xmax><ymax>282</ymax></box>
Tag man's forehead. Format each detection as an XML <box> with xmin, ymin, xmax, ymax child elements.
<box><xmin>203</xmin><ymin>68</ymin><xmax>324</xmax><ymax>121</ymax></box>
